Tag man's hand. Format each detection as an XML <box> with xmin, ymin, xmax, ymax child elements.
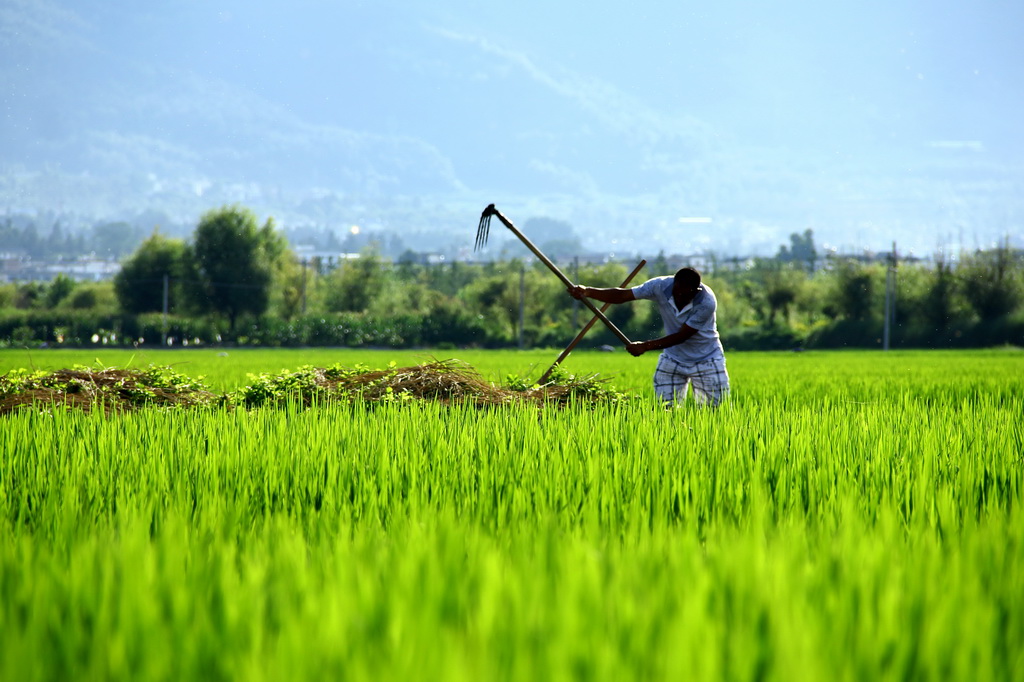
<box><xmin>627</xmin><ymin>341</ymin><xmax>648</xmax><ymax>357</ymax></box>
<box><xmin>568</xmin><ymin>285</ymin><xmax>587</xmax><ymax>300</ymax></box>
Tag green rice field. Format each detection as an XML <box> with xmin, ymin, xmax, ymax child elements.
<box><xmin>1</xmin><ymin>347</ymin><xmax>1022</xmax><ymax>681</ymax></box>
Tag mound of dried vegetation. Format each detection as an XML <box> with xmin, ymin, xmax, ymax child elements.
<box><xmin>0</xmin><ymin>366</ymin><xmax>218</xmax><ymax>415</ymax></box>
<box><xmin>1</xmin><ymin>360</ymin><xmax>630</xmax><ymax>415</ymax></box>
<box><xmin>231</xmin><ymin>359</ymin><xmax>629</xmax><ymax>408</ymax></box>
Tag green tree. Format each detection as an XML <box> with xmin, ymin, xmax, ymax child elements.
<box><xmin>0</xmin><ymin>284</ymin><xmax>14</xmax><ymax>310</ymax></box>
<box><xmin>52</xmin><ymin>282</ymin><xmax>116</xmax><ymax>313</ymax></box>
<box><xmin>260</xmin><ymin>219</ymin><xmax>298</xmax><ymax>318</ymax></box>
<box><xmin>895</xmin><ymin>261</ymin><xmax>971</xmax><ymax>344</ymax></box>
<box><xmin>923</xmin><ymin>258</ymin><xmax>960</xmax><ymax>332</ymax></box>
<box><xmin>13</xmin><ymin>282</ymin><xmax>43</xmax><ymax>310</ymax></box>
<box><xmin>420</xmin><ymin>261</ymin><xmax>483</xmax><ymax>298</ymax></box>
<box><xmin>734</xmin><ymin>260</ymin><xmax>802</xmax><ymax>327</ymax></box>
<box><xmin>458</xmin><ymin>266</ymin><xmax>519</xmax><ymax>345</ymax></box>
<box><xmin>184</xmin><ymin>206</ymin><xmax>283</xmax><ymax>330</ymax></box>
<box><xmin>763</xmin><ymin>267</ymin><xmax>803</xmax><ymax>326</ymax></box>
<box><xmin>833</xmin><ymin>260</ymin><xmax>879</xmax><ymax>322</ymax></box>
<box><xmin>44</xmin><ymin>274</ymin><xmax>76</xmax><ymax>309</ymax></box>
<box><xmin>66</xmin><ymin>287</ymin><xmax>98</xmax><ymax>310</ymax></box>
<box><xmin>269</xmin><ymin>253</ymin><xmax>309</xmax><ymax>320</ymax></box>
<box><xmin>959</xmin><ymin>243</ymin><xmax>1022</xmax><ymax>321</ymax></box>
<box><xmin>323</xmin><ymin>248</ymin><xmax>387</xmax><ymax>313</ymax></box>
<box><xmin>114</xmin><ymin>231</ymin><xmax>188</xmax><ymax>314</ymax></box>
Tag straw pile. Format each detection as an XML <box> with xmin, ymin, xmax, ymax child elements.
<box><xmin>1</xmin><ymin>360</ymin><xmax>629</xmax><ymax>415</ymax></box>
<box><xmin>233</xmin><ymin>359</ymin><xmax>628</xmax><ymax>408</ymax></box>
<box><xmin>0</xmin><ymin>366</ymin><xmax>218</xmax><ymax>415</ymax></box>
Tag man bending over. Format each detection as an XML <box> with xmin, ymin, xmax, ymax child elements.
<box><xmin>569</xmin><ymin>267</ymin><xmax>729</xmax><ymax>407</ymax></box>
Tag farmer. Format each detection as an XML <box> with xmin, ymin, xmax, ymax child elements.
<box><xmin>569</xmin><ymin>267</ymin><xmax>729</xmax><ymax>406</ymax></box>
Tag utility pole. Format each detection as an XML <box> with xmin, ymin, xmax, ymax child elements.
<box><xmin>161</xmin><ymin>274</ymin><xmax>169</xmax><ymax>347</ymax></box>
<box><xmin>301</xmin><ymin>258</ymin><xmax>308</xmax><ymax>315</ymax></box>
<box><xmin>572</xmin><ymin>256</ymin><xmax>579</xmax><ymax>331</ymax></box>
<box><xmin>883</xmin><ymin>241</ymin><xmax>896</xmax><ymax>351</ymax></box>
<box><xmin>518</xmin><ymin>264</ymin><xmax>525</xmax><ymax>349</ymax></box>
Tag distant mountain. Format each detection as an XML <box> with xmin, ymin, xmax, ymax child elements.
<box><xmin>2</xmin><ymin>0</ymin><xmax>1022</xmax><ymax>257</ymax></box>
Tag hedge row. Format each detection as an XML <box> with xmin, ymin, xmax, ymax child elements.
<box><xmin>0</xmin><ymin>309</ymin><xmax>489</xmax><ymax>349</ymax></box>
<box><xmin>0</xmin><ymin>310</ymin><xmax>1020</xmax><ymax>350</ymax></box>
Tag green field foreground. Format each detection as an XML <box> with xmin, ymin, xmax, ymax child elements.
<box><xmin>1</xmin><ymin>348</ymin><xmax>1022</xmax><ymax>681</ymax></box>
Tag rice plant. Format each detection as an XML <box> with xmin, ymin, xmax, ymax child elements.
<box><xmin>0</xmin><ymin>349</ymin><xmax>1022</xmax><ymax>681</ymax></box>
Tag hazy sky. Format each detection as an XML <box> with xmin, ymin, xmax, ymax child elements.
<box><xmin>2</xmin><ymin>0</ymin><xmax>1022</xmax><ymax>254</ymax></box>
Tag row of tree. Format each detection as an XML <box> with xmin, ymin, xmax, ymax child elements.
<box><xmin>1</xmin><ymin>206</ymin><xmax>1022</xmax><ymax>349</ymax></box>
<box><xmin>0</xmin><ymin>217</ymin><xmax>155</xmax><ymax>260</ymax></box>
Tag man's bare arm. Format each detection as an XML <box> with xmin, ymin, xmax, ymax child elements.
<box><xmin>627</xmin><ymin>325</ymin><xmax>698</xmax><ymax>356</ymax></box>
<box><xmin>568</xmin><ymin>285</ymin><xmax>636</xmax><ymax>304</ymax></box>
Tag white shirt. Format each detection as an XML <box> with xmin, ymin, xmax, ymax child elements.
<box><xmin>631</xmin><ymin>276</ymin><xmax>725</xmax><ymax>364</ymax></box>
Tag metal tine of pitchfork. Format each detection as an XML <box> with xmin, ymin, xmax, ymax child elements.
<box><xmin>475</xmin><ymin>210</ymin><xmax>492</xmax><ymax>251</ymax></box>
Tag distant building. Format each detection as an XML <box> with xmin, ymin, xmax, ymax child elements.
<box><xmin>293</xmin><ymin>247</ymin><xmax>368</xmax><ymax>274</ymax></box>
<box><xmin>0</xmin><ymin>255</ymin><xmax>121</xmax><ymax>282</ymax></box>
<box><xmin>48</xmin><ymin>258</ymin><xmax>122</xmax><ymax>282</ymax></box>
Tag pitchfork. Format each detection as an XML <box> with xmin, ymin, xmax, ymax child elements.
<box><xmin>475</xmin><ymin>204</ymin><xmax>632</xmax><ymax>346</ymax></box>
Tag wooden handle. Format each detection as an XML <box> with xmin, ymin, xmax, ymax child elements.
<box><xmin>489</xmin><ymin>207</ymin><xmax>632</xmax><ymax>346</ymax></box>
<box><xmin>538</xmin><ymin>259</ymin><xmax>646</xmax><ymax>383</ymax></box>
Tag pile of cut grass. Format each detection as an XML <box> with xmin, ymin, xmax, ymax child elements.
<box><xmin>0</xmin><ymin>359</ymin><xmax>629</xmax><ymax>414</ymax></box>
<box><xmin>0</xmin><ymin>365</ymin><xmax>218</xmax><ymax>415</ymax></box>
<box><xmin>231</xmin><ymin>359</ymin><xmax>629</xmax><ymax>407</ymax></box>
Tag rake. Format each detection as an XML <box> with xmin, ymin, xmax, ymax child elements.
<box><xmin>537</xmin><ymin>258</ymin><xmax>646</xmax><ymax>384</ymax></box>
<box><xmin>475</xmin><ymin>204</ymin><xmax>632</xmax><ymax>346</ymax></box>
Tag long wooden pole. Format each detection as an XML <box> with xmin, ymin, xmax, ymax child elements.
<box><xmin>484</xmin><ymin>205</ymin><xmax>632</xmax><ymax>345</ymax></box>
<box><xmin>538</xmin><ymin>259</ymin><xmax>646</xmax><ymax>384</ymax></box>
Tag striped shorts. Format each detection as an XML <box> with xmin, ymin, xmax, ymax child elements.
<box><xmin>653</xmin><ymin>353</ymin><xmax>730</xmax><ymax>407</ymax></box>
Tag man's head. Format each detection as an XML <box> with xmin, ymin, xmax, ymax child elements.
<box><xmin>672</xmin><ymin>267</ymin><xmax>701</xmax><ymax>307</ymax></box>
